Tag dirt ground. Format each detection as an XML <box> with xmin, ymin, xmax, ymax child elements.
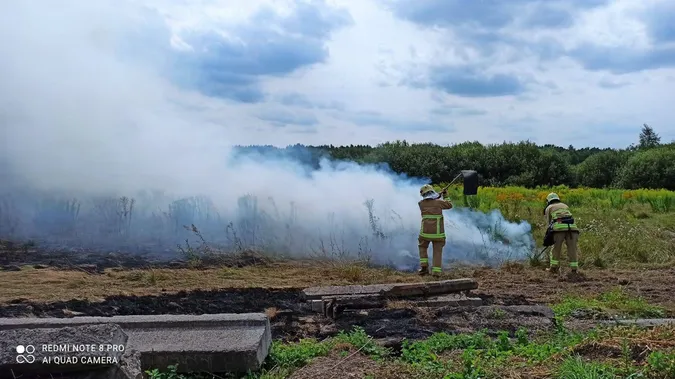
<box><xmin>473</xmin><ymin>263</ymin><xmax>675</xmax><ymax>310</ymax></box>
<box><xmin>1</xmin><ymin>247</ymin><xmax>675</xmax><ymax>343</ymax></box>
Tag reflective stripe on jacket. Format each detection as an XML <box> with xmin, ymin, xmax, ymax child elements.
<box><xmin>419</xmin><ymin>197</ymin><xmax>453</xmax><ymax>239</ymax></box>
<box><xmin>545</xmin><ymin>202</ymin><xmax>579</xmax><ymax>232</ymax></box>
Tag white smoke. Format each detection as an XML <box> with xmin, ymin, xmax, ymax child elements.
<box><xmin>0</xmin><ymin>1</ymin><xmax>535</xmax><ymax>270</ymax></box>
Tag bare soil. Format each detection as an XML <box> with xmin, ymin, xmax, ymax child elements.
<box><xmin>473</xmin><ymin>264</ymin><xmax>675</xmax><ymax>309</ymax></box>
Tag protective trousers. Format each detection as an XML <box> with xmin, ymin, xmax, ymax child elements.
<box><xmin>418</xmin><ymin>236</ymin><xmax>444</xmax><ymax>274</ymax></box>
<box><xmin>550</xmin><ymin>230</ymin><xmax>579</xmax><ymax>269</ymax></box>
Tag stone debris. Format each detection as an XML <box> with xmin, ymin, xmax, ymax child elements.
<box><xmin>0</xmin><ymin>313</ymin><xmax>272</xmax><ymax>375</ymax></box>
<box><xmin>0</xmin><ymin>323</ymin><xmax>130</xmax><ymax>379</ymax></box>
<box><xmin>304</xmin><ymin>280</ymin><xmax>483</xmax><ymax>319</ymax></box>
<box><xmin>603</xmin><ymin>318</ymin><xmax>675</xmax><ymax>327</ymax></box>
<box><xmin>386</xmin><ymin>279</ymin><xmax>478</xmax><ymax>298</ymax></box>
<box><xmin>413</xmin><ymin>294</ymin><xmax>483</xmax><ymax>308</ymax></box>
<box><xmin>302</xmin><ymin>278</ymin><xmax>478</xmax><ymax>301</ymax></box>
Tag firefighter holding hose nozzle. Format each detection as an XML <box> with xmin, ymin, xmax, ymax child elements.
<box><xmin>417</xmin><ymin>184</ymin><xmax>453</xmax><ymax>276</ymax></box>
<box><xmin>543</xmin><ymin>192</ymin><xmax>580</xmax><ymax>275</ymax></box>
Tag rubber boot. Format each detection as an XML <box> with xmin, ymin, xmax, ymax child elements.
<box><xmin>546</xmin><ymin>266</ymin><xmax>559</xmax><ymax>275</ymax></box>
<box><xmin>418</xmin><ymin>266</ymin><xmax>429</xmax><ymax>276</ymax></box>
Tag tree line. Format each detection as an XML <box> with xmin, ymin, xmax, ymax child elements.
<box><xmin>236</xmin><ymin>124</ymin><xmax>675</xmax><ymax>190</ymax></box>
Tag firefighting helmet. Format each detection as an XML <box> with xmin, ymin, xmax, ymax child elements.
<box><xmin>546</xmin><ymin>192</ymin><xmax>560</xmax><ymax>203</ymax></box>
<box><xmin>420</xmin><ymin>184</ymin><xmax>435</xmax><ymax>196</ymax></box>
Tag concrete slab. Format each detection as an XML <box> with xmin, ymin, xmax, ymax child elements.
<box><xmin>412</xmin><ymin>294</ymin><xmax>483</xmax><ymax>307</ymax></box>
<box><xmin>0</xmin><ymin>313</ymin><xmax>271</xmax><ymax>374</ymax></box>
<box><xmin>0</xmin><ymin>323</ymin><xmax>128</xmax><ymax>379</ymax></box>
<box><xmin>312</xmin><ymin>293</ymin><xmax>483</xmax><ymax>318</ymax></box>
<box><xmin>321</xmin><ymin>295</ymin><xmax>389</xmax><ymax>319</ymax></box>
<box><xmin>302</xmin><ymin>284</ymin><xmax>395</xmax><ymax>300</ymax></box>
<box><xmin>387</xmin><ymin>279</ymin><xmax>478</xmax><ymax>298</ymax></box>
<box><xmin>603</xmin><ymin>318</ymin><xmax>675</xmax><ymax>327</ymax></box>
<box><xmin>302</xmin><ymin>278</ymin><xmax>478</xmax><ymax>300</ymax></box>
<box><xmin>310</xmin><ymin>299</ymin><xmax>324</xmax><ymax>313</ymax></box>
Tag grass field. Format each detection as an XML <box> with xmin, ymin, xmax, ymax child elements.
<box><xmin>441</xmin><ymin>184</ymin><xmax>675</xmax><ymax>267</ymax></box>
<box><xmin>2</xmin><ymin>185</ymin><xmax>675</xmax><ymax>379</ymax></box>
<box><xmin>158</xmin><ymin>322</ymin><xmax>675</xmax><ymax>379</ymax></box>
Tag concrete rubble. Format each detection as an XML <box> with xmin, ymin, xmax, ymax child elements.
<box><xmin>603</xmin><ymin>318</ymin><xmax>675</xmax><ymax>327</ymax></box>
<box><xmin>0</xmin><ymin>323</ymin><xmax>135</xmax><ymax>379</ymax></box>
<box><xmin>412</xmin><ymin>294</ymin><xmax>484</xmax><ymax>308</ymax></box>
<box><xmin>0</xmin><ymin>279</ymin><xmax>484</xmax><ymax>376</ymax></box>
<box><xmin>303</xmin><ymin>279</ymin><xmax>483</xmax><ymax>318</ymax></box>
<box><xmin>0</xmin><ymin>313</ymin><xmax>272</xmax><ymax>376</ymax></box>
<box><xmin>302</xmin><ymin>278</ymin><xmax>478</xmax><ymax>301</ymax></box>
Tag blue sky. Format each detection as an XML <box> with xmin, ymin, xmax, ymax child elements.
<box><xmin>6</xmin><ymin>0</ymin><xmax>675</xmax><ymax>149</ymax></box>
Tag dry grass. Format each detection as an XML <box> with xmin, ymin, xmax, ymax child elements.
<box><xmin>3</xmin><ymin>260</ymin><xmax>675</xmax><ymax>315</ymax></box>
<box><xmin>0</xmin><ymin>261</ymin><xmax>430</xmax><ymax>303</ymax></box>
<box><xmin>288</xmin><ymin>350</ymin><xmax>382</xmax><ymax>379</ymax></box>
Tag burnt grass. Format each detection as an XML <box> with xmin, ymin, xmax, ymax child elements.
<box><xmin>0</xmin><ymin>242</ymin><xmax>272</xmax><ymax>271</ymax></box>
<box><xmin>0</xmin><ymin>243</ymin><xmax>559</xmax><ymax>344</ymax></box>
<box><xmin>0</xmin><ymin>286</ymin><xmax>557</xmax><ymax>344</ymax></box>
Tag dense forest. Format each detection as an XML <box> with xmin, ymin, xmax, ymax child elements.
<box><xmin>236</xmin><ymin>124</ymin><xmax>675</xmax><ymax>190</ymax></box>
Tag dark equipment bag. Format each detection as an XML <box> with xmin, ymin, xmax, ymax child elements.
<box><xmin>461</xmin><ymin>170</ymin><xmax>479</xmax><ymax>196</ymax></box>
<box><xmin>543</xmin><ymin>224</ymin><xmax>554</xmax><ymax>247</ymax></box>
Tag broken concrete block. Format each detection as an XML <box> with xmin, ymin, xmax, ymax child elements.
<box><xmin>0</xmin><ymin>323</ymin><xmax>128</xmax><ymax>378</ymax></box>
<box><xmin>302</xmin><ymin>279</ymin><xmax>478</xmax><ymax>301</ymax></box>
<box><xmin>413</xmin><ymin>294</ymin><xmax>483</xmax><ymax>308</ymax></box>
<box><xmin>387</xmin><ymin>279</ymin><xmax>478</xmax><ymax>298</ymax></box>
<box><xmin>65</xmin><ymin>350</ymin><xmax>142</xmax><ymax>379</ymax></box>
<box><xmin>83</xmin><ymin>350</ymin><xmax>142</xmax><ymax>379</ymax></box>
<box><xmin>321</xmin><ymin>295</ymin><xmax>390</xmax><ymax>319</ymax></box>
<box><xmin>119</xmin><ymin>350</ymin><xmax>143</xmax><ymax>379</ymax></box>
<box><xmin>302</xmin><ymin>284</ymin><xmax>395</xmax><ymax>300</ymax></box>
<box><xmin>0</xmin><ymin>313</ymin><xmax>271</xmax><ymax>374</ymax></box>
<box><xmin>329</xmin><ymin>296</ymin><xmax>387</xmax><ymax>309</ymax></box>
<box><xmin>310</xmin><ymin>300</ymin><xmax>324</xmax><ymax>313</ymax></box>
<box><xmin>603</xmin><ymin>318</ymin><xmax>675</xmax><ymax>327</ymax></box>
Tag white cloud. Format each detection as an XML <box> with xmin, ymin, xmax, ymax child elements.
<box><xmin>3</xmin><ymin>0</ymin><xmax>674</xmax><ymax>154</ymax></box>
<box><xmin>147</xmin><ymin>0</ymin><xmax>675</xmax><ymax>147</ymax></box>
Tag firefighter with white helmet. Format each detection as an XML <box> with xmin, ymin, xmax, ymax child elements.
<box><xmin>543</xmin><ymin>192</ymin><xmax>580</xmax><ymax>274</ymax></box>
<box><xmin>417</xmin><ymin>184</ymin><xmax>453</xmax><ymax>276</ymax></box>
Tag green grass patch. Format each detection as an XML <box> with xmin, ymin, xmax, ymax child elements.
<box><xmin>394</xmin><ymin>327</ymin><xmax>590</xmax><ymax>378</ymax></box>
<box><xmin>554</xmin><ymin>356</ymin><xmax>617</xmax><ymax>379</ymax></box>
<box><xmin>266</xmin><ymin>338</ymin><xmax>333</xmax><ymax>370</ymax></box>
<box><xmin>552</xmin><ymin>287</ymin><xmax>666</xmax><ymax>320</ymax></box>
<box><xmin>646</xmin><ymin>351</ymin><xmax>675</xmax><ymax>378</ymax></box>
<box><xmin>332</xmin><ymin>326</ymin><xmax>392</xmax><ymax>360</ymax></box>
<box><xmin>147</xmin><ymin>323</ymin><xmax>675</xmax><ymax>379</ymax></box>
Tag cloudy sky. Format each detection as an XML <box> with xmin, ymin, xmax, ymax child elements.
<box><xmin>6</xmin><ymin>0</ymin><xmax>675</xmax><ymax>149</ymax></box>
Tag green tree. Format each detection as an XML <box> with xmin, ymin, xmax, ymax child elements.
<box><xmin>617</xmin><ymin>146</ymin><xmax>675</xmax><ymax>190</ymax></box>
<box><xmin>533</xmin><ymin>150</ymin><xmax>573</xmax><ymax>187</ymax></box>
<box><xmin>576</xmin><ymin>150</ymin><xmax>631</xmax><ymax>188</ymax></box>
<box><xmin>639</xmin><ymin>123</ymin><xmax>661</xmax><ymax>149</ymax></box>
<box><xmin>234</xmin><ymin>139</ymin><xmax>675</xmax><ymax>190</ymax></box>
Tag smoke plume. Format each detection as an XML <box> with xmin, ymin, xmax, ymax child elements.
<box><xmin>0</xmin><ymin>1</ymin><xmax>535</xmax><ymax>270</ymax></box>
